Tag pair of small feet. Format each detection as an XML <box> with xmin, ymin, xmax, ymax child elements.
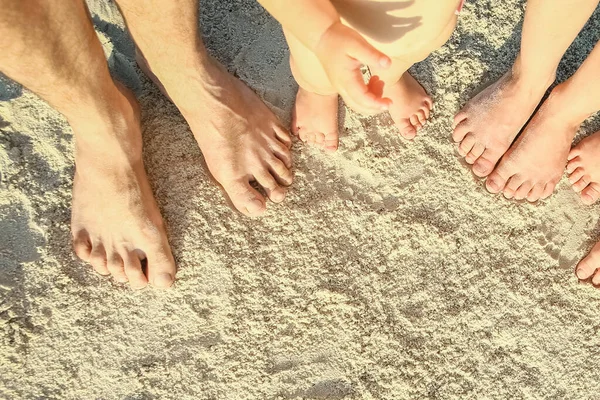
<box><xmin>71</xmin><ymin>55</ymin><xmax>294</xmax><ymax>289</ymax></box>
<box><xmin>453</xmin><ymin>70</ymin><xmax>600</xmax><ymax>204</ymax></box>
<box><xmin>291</xmin><ymin>72</ymin><xmax>433</xmax><ymax>151</ymax></box>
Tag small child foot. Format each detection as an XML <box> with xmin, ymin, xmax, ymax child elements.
<box><xmin>385</xmin><ymin>72</ymin><xmax>433</xmax><ymax>139</ymax></box>
<box><xmin>567</xmin><ymin>131</ymin><xmax>600</xmax><ymax>205</ymax></box>
<box><xmin>291</xmin><ymin>87</ymin><xmax>339</xmax><ymax>152</ymax></box>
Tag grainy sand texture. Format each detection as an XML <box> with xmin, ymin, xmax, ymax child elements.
<box><xmin>2</xmin><ymin>0</ymin><xmax>600</xmax><ymax>399</ymax></box>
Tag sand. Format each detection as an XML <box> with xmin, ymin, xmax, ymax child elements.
<box><xmin>2</xmin><ymin>0</ymin><xmax>600</xmax><ymax>398</ymax></box>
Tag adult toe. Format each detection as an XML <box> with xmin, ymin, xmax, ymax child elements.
<box><xmin>465</xmin><ymin>143</ymin><xmax>485</xmax><ymax>165</ymax></box>
<box><xmin>255</xmin><ymin>169</ymin><xmax>287</xmax><ymax>203</ymax></box>
<box><xmin>576</xmin><ymin>249</ymin><xmax>598</xmax><ymax>280</ymax></box>
<box><xmin>452</xmin><ymin>120</ymin><xmax>470</xmax><ymax>143</ymax></box>
<box><xmin>145</xmin><ymin>242</ymin><xmax>176</xmax><ymax>289</ymax></box>
<box><xmin>568</xmin><ymin>167</ymin><xmax>585</xmax><ymax>184</ymax></box>
<box><xmin>458</xmin><ymin>133</ymin><xmax>477</xmax><ymax>157</ymax></box>
<box><xmin>106</xmin><ymin>250</ymin><xmax>127</xmax><ymax>282</ymax></box>
<box><xmin>273</xmin><ymin>124</ymin><xmax>293</xmax><ymax>149</ymax></box>
<box><xmin>541</xmin><ymin>182</ymin><xmax>556</xmax><ymax>199</ymax></box>
<box><xmin>72</xmin><ymin>229</ymin><xmax>92</xmax><ymax>263</ymax></box>
<box><xmin>222</xmin><ymin>179</ymin><xmax>267</xmax><ymax>216</ymax></box>
<box><xmin>267</xmin><ymin>137</ymin><xmax>292</xmax><ymax>168</ymax></box>
<box><xmin>485</xmin><ymin>168</ymin><xmax>509</xmax><ymax>194</ymax></box>
<box><xmin>566</xmin><ymin>156</ymin><xmax>582</xmax><ymax>173</ymax></box>
<box><xmin>514</xmin><ymin>181</ymin><xmax>533</xmax><ymax>200</ymax></box>
<box><xmin>502</xmin><ymin>175</ymin><xmax>522</xmax><ymax>199</ymax></box>
<box><xmin>452</xmin><ymin>111</ymin><xmax>468</xmax><ymax>130</ymax></box>
<box><xmin>572</xmin><ymin>176</ymin><xmax>590</xmax><ymax>192</ymax></box>
<box><xmin>472</xmin><ymin>150</ymin><xmax>497</xmax><ymax>178</ymax></box>
<box><xmin>581</xmin><ymin>183</ymin><xmax>600</xmax><ymax>205</ymax></box>
<box><xmin>526</xmin><ymin>183</ymin><xmax>545</xmax><ymax>203</ymax></box>
<box><xmin>122</xmin><ymin>251</ymin><xmax>148</xmax><ymax>290</ymax></box>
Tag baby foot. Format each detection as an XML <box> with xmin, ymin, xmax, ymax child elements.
<box><xmin>385</xmin><ymin>72</ymin><xmax>432</xmax><ymax>139</ymax></box>
<box><xmin>291</xmin><ymin>87</ymin><xmax>339</xmax><ymax>152</ymax></box>
<box><xmin>567</xmin><ymin>131</ymin><xmax>600</xmax><ymax>205</ymax></box>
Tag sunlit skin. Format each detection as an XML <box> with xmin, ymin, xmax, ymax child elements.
<box><xmin>260</xmin><ymin>0</ymin><xmax>459</xmax><ymax>151</ymax></box>
<box><xmin>0</xmin><ymin>0</ymin><xmax>293</xmax><ymax>288</ymax></box>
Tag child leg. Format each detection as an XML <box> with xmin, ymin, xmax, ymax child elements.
<box><xmin>285</xmin><ymin>0</ymin><xmax>460</xmax><ymax>150</ymax></box>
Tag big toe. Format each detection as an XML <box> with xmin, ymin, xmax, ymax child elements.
<box><xmin>395</xmin><ymin>117</ymin><xmax>417</xmax><ymax>139</ymax></box>
<box><xmin>146</xmin><ymin>243</ymin><xmax>177</xmax><ymax>289</ymax></box>
<box><xmin>485</xmin><ymin>171</ymin><xmax>508</xmax><ymax>194</ymax></box>
<box><xmin>472</xmin><ymin>153</ymin><xmax>496</xmax><ymax>178</ymax></box>
<box><xmin>581</xmin><ymin>184</ymin><xmax>600</xmax><ymax>205</ymax></box>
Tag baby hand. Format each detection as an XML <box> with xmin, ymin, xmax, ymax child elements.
<box><xmin>315</xmin><ymin>21</ymin><xmax>392</xmax><ymax>115</ymax></box>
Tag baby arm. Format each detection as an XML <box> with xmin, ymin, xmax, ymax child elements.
<box><xmin>258</xmin><ymin>0</ymin><xmax>393</xmax><ymax>114</ymax></box>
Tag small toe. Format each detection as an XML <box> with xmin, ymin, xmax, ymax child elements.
<box><xmin>458</xmin><ymin>133</ymin><xmax>477</xmax><ymax>157</ymax></box>
<box><xmin>323</xmin><ymin>131</ymin><xmax>339</xmax><ymax>152</ymax></box>
<box><xmin>568</xmin><ymin>147</ymin><xmax>581</xmax><ymax>161</ymax></box>
<box><xmin>416</xmin><ymin>109</ymin><xmax>426</xmax><ymax>126</ymax></box>
<box><xmin>423</xmin><ymin>97</ymin><xmax>433</xmax><ymax>111</ymax></box>
<box><xmin>526</xmin><ymin>183</ymin><xmax>545</xmax><ymax>203</ymax></box>
<box><xmin>541</xmin><ymin>182</ymin><xmax>556</xmax><ymax>199</ymax></box>
<box><xmin>572</xmin><ymin>176</ymin><xmax>590</xmax><ymax>193</ymax></box>
<box><xmin>581</xmin><ymin>184</ymin><xmax>600</xmax><ymax>205</ymax></box>
<box><xmin>452</xmin><ymin>121</ymin><xmax>470</xmax><ymax>143</ymax></box>
<box><xmin>503</xmin><ymin>175</ymin><xmax>523</xmax><ymax>199</ymax></box>
<box><xmin>568</xmin><ymin>167</ymin><xmax>585</xmax><ymax>184</ymax></box>
<box><xmin>274</xmin><ymin>124</ymin><xmax>293</xmax><ymax>149</ymax></box>
<box><xmin>89</xmin><ymin>242</ymin><xmax>110</xmax><ymax>276</ymax></box>
<box><xmin>72</xmin><ymin>230</ymin><xmax>92</xmax><ymax>263</ymax></box>
<box><xmin>465</xmin><ymin>143</ymin><xmax>485</xmax><ymax>165</ymax></box>
<box><xmin>314</xmin><ymin>132</ymin><xmax>325</xmax><ymax>145</ymax></box>
<box><xmin>409</xmin><ymin>114</ymin><xmax>420</xmax><ymax>130</ymax></box>
<box><xmin>267</xmin><ymin>137</ymin><xmax>293</xmax><ymax>168</ymax></box>
<box><xmin>514</xmin><ymin>181</ymin><xmax>533</xmax><ymax>200</ymax></box>
<box><xmin>576</xmin><ymin>252</ymin><xmax>597</xmax><ymax>280</ymax></box>
<box><xmin>452</xmin><ymin>111</ymin><xmax>468</xmax><ymax>129</ymax></box>
<box><xmin>566</xmin><ymin>156</ymin><xmax>582</xmax><ymax>173</ymax></box>
<box><xmin>592</xmin><ymin>270</ymin><xmax>600</xmax><ymax>286</ymax></box>
<box><xmin>222</xmin><ymin>179</ymin><xmax>267</xmax><ymax>216</ymax></box>
<box><xmin>422</xmin><ymin>103</ymin><xmax>431</xmax><ymax>119</ymax></box>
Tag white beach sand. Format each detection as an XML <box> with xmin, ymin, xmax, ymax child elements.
<box><xmin>2</xmin><ymin>0</ymin><xmax>600</xmax><ymax>398</ymax></box>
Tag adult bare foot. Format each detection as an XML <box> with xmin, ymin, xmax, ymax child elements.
<box><xmin>70</xmin><ymin>85</ymin><xmax>176</xmax><ymax>289</ymax></box>
<box><xmin>291</xmin><ymin>87</ymin><xmax>339</xmax><ymax>152</ymax></box>
<box><xmin>576</xmin><ymin>241</ymin><xmax>600</xmax><ymax>285</ymax></box>
<box><xmin>140</xmin><ymin>55</ymin><xmax>293</xmax><ymax>216</ymax></box>
<box><xmin>452</xmin><ymin>67</ymin><xmax>553</xmax><ymax>178</ymax></box>
<box><xmin>385</xmin><ymin>72</ymin><xmax>433</xmax><ymax>140</ymax></box>
<box><xmin>484</xmin><ymin>87</ymin><xmax>577</xmax><ymax>202</ymax></box>
<box><xmin>566</xmin><ymin>131</ymin><xmax>600</xmax><ymax>205</ymax></box>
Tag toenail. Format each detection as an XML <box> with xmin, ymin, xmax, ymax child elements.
<box><xmin>246</xmin><ymin>199</ymin><xmax>264</xmax><ymax>215</ymax></box>
<box><xmin>116</xmin><ymin>276</ymin><xmax>129</xmax><ymax>283</ymax></box>
<box><xmin>576</xmin><ymin>269</ymin><xmax>586</xmax><ymax>279</ymax></box>
<box><xmin>325</xmin><ymin>145</ymin><xmax>338</xmax><ymax>152</ymax></box>
<box><xmin>487</xmin><ymin>179</ymin><xmax>499</xmax><ymax>191</ymax></box>
<box><xmin>154</xmin><ymin>273</ymin><xmax>173</xmax><ymax>288</ymax></box>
